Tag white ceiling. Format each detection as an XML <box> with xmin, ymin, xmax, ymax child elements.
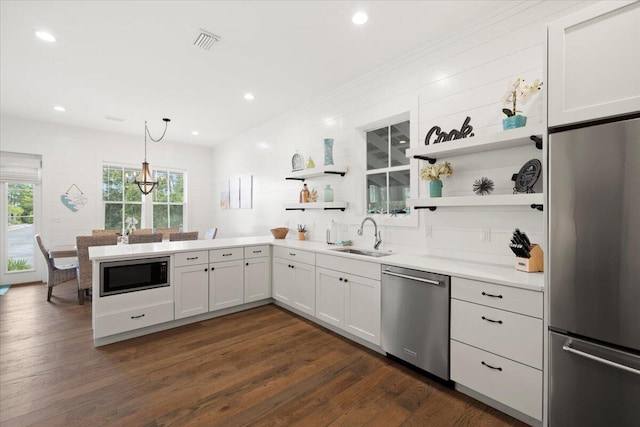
<box><xmin>0</xmin><ymin>0</ymin><xmax>511</xmax><ymax>147</ymax></box>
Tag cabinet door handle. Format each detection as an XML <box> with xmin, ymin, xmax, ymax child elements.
<box><xmin>289</xmin><ymin>252</ymin><xmax>296</xmax><ymax>256</ymax></box>
<box><xmin>253</xmin><ymin>250</ymin><xmax>262</xmax><ymax>254</ymax></box>
<box><xmin>204</xmin><ymin>268</ymin><xmax>208</xmax><ymax>272</ymax></box>
<box><xmin>339</xmin><ymin>277</ymin><xmax>343</xmax><ymax>282</ymax></box>
<box><xmin>482</xmin><ymin>291</ymin><xmax>503</xmax><ymax>299</ymax></box>
<box><xmin>482</xmin><ymin>316</ymin><xmax>503</xmax><ymax>324</ymax></box>
<box><xmin>481</xmin><ymin>361</ymin><xmax>502</xmax><ymax>371</ymax></box>
<box><xmin>131</xmin><ymin>313</ymin><xmax>146</xmax><ymax>319</ymax></box>
<box><xmin>246</xmin><ymin>262</ymin><xmax>249</xmax><ymax>266</ymax></box>
<box><xmin>343</xmin><ymin>278</ymin><xmax>348</xmax><ymax>283</ymax></box>
<box><xmin>187</xmin><ymin>256</ymin><xmax>199</xmax><ymax>260</ymax></box>
<box><xmin>222</xmin><ymin>253</ymin><xmax>232</xmax><ymax>257</ymax></box>
<box><xmin>211</xmin><ymin>267</ymin><xmax>215</xmax><ymax>271</ymax></box>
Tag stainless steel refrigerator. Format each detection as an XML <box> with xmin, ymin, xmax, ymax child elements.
<box><xmin>548</xmin><ymin>115</ymin><xmax>640</xmax><ymax>426</ymax></box>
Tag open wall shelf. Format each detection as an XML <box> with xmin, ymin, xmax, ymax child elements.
<box><xmin>283</xmin><ymin>202</ymin><xmax>348</xmax><ymax>212</ymax></box>
<box><xmin>406</xmin><ymin>124</ymin><xmax>544</xmax><ymax>163</ymax></box>
<box><xmin>407</xmin><ymin>193</ymin><xmax>543</xmax><ymax>211</ymax></box>
<box><xmin>285</xmin><ymin>166</ymin><xmax>348</xmax><ymax>181</ymax></box>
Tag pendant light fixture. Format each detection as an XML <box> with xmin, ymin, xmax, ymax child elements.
<box><xmin>134</xmin><ymin>118</ymin><xmax>170</xmax><ymax>195</ymax></box>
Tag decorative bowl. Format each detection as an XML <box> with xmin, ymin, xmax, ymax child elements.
<box><xmin>270</xmin><ymin>227</ymin><xmax>289</xmax><ymax>239</ymax></box>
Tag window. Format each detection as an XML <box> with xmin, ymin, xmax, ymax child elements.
<box><xmin>102</xmin><ymin>165</ymin><xmax>142</xmax><ymax>231</ymax></box>
<box><xmin>152</xmin><ymin>169</ymin><xmax>184</xmax><ymax>229</ymax></box>
<box><xmin>1</xmin><ymin>151</ymin><xmax>41</xmax><ymax>284</ymax></box>
<box><xmin>365</xmin><ymin>120</ymin><xmax>410</xmax><ymax>215</ymax></box>
<box><xmin>102</xmin><ymin>165</ymin><xmax>186</xmax><ymax>231</ymax></box>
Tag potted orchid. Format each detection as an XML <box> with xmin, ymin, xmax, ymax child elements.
<box><xmin>420</xmin><ymin>161</ymin><xmax>453</xmax><ymax>198</ymax></box>
<box><xmin>502</xmin><ymin>77</ymin><xmax>543</xmax><ymax>130</ymax></box>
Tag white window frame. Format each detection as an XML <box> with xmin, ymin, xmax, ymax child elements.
<box><xmin>358</xmin><ymin>110</ymin><xmax>418</xmax><ymax>227</ymax></box>
<box><xmin>100</xmin><ymin>162</ymin><xmax>187</xmax><ymax>231</ymax></box>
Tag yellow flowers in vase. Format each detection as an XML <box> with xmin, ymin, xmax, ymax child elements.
<box><xmin>420</xmin><ymin>162</ymin><xmax>453</xmax><ymax>198</ymax></box>
<box><xmin>420</xmin><ymin>162</ymin><xmax>453</xmax><ymax>181</ymax></box>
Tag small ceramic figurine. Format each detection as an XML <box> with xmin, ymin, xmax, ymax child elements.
<box><xmin>306</xmin><ymin>157</ymin><xmax>315</xmax><ymax>168</ymax></box>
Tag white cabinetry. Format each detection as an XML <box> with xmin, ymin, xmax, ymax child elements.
<box><xmin>244</xmin><ymin>245</ymin><xmax>271</xmax><ymax>303</ymax></box>
<box><xmin>548</xmin><ymin>1</ymin><xmax>640</xmax><ymax>127</ymax></box>
<box><xmin>450</xmin><ymin>277</ymin><xmax>543</xmax><ymax>421</ymax></box>
<box><xmin>272</xmin><ymin>247</ymin><xmax>316</xmax><ymax>316</ymax></box>
<box><xmin>315</xmin><ymin>254</ymin><xmax>381</xmax><ymax>345</ymax></box>
<box><xmin>209</xmin><ymin>248</ymin><xmax>244</xmax><ymax>311</ymax></box>
<box><xmin>174</xmin><ymin>251</ymin><xmax>209</xmax><ymax>319</ymax></box>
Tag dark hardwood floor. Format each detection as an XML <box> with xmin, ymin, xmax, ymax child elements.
<box><xmin>0</xmin><ymin>283</ymin><xmax>526</xmax><ymax>426</ymax></box>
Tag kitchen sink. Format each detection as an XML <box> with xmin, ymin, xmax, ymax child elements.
<box><xmin>329</xmin><ymin>247</ymin><xmax>392</xmax><ymax>257</ymax></box>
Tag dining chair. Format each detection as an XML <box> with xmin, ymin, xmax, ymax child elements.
<box><xmin>35</xmin><ymin>234</ymin><xmax>79</xmax><ymax>302</ymax></box>
<box><xmin>92</xmin><ymin>229</ymin><xmax>120</xmax><ymax>236</ymax></box>
<box><xmin>204</xmin><ymin>227</ymin><xmax>218</xmax><ymax>239</ymax></box>
<box><xmin>157</xmin><ymin>227</ymin><xmax>179</xmax><ymax>240</ymax></box>
<box><xmin>76</xmin><ymin>235</ymin><xmax>118</xmax><ymax>305</ymax></box>
<box><xmin>128</xmin><ymin>233</ymin><xmax>163</xmax><ymax>244</ymax></box>
<box><xmin>169</xmin><ymin>231</ymin><xmax>199</xmax><ymax>241</ymax></box>
<box><xmin>130</xmin><ymin>228</ymin><xmax>152</xmax><ymax>235</ymax></box>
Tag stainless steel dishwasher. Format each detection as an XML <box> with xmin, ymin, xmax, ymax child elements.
<box><xmin>381</xmin><ymin>265</ymin><xmax>450</xmax><ymax>380</ymax></box>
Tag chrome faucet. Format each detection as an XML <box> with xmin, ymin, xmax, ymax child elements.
<box><xmin>357</xmin><ymin>217</ymin><xmax>382</xmax><ymax>250</ymax></box>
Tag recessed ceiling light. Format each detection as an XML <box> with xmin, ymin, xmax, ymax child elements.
<box><xmin>35</xmin><ymin>31</ymin><xmax>56</xmax><ymax>42</ymax></box>
<box><xmin>352</xmin><ymin>12</ymin><xmax>368</xmax><ymax>25</ymax></box>
<box><xmin>192</xmin><ymin>131</ymin><xmax>199</xmax><ymax>135</ymax></box>
<box><xmin>399</xmin><ymin>140</ymin><xmax>408</xmax><ymax>144</ymax></box>
<box><xmin>244</xmin><ymin>92</ymin><xmax>255</xmax><ymax>101</ymax></box>
<box><xmin>53</xmin><ymin>105</ymin><xmax>66</xmax><ymax>112</ymax></box>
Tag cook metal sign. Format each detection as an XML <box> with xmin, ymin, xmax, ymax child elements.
<box><xmin>425</xmin><ymin>116</ymin><xmax>475</xmax><ymax>145</ymax></box>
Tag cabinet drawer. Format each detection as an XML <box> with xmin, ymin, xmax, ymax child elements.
<box><xmin>244</xmin><ymin>245</ymin><xmax>271</xmax><ymax>259</ymax></box>
<box><xmin>210</xmin><ymin>247</ymin><xmax>243</xmax><ymax>262</ymax></box>
<box><xmin>273</xmin><ymin>246</ymin><xmax>315</xmax><ymax>265</ymax></box>
<box><xmin>316</xmin><ymin>253</ymin><xmax>380</xmax><ymax>281</ymax></box>
<box><xmin>451</xmin><ymin>299</ymin><xmax>542</xmax><ymax>369</ymax></box>
<box><xmin>95</xmin><ymin>301</ymin><xmax>174</xmax><ymax>338</ymax></box>
<box><xmin>174</xmin><ymin>251</ymin><xmax>208</xmax><ymax>267</ymax></box>
<box><xmin>451</xmin><ymin>277</ymin><xmax>542</xmax><ymax>318</ymax></box>
<box><xmin>451</xmin><ymin>340</ymin><xmax>542</xmax><ymax>421</ymax></box>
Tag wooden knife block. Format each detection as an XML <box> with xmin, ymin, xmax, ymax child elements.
<box><xmin>515</xmin><ymin>244</ymin><xmax>544</xmax><ymax>273</ymax></box>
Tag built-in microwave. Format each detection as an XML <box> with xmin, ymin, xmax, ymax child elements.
<box><xmin>100</xmin><ymin>256</ymin><xmax>169</xmax><ymax>297</ymax></box>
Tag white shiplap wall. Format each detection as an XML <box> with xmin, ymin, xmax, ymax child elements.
<box><xmin>210</xmin><ymin>0</ymin><xmax>592</xmax><ymax>266</ymax></box>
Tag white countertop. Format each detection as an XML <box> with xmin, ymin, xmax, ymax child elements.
<box><xmin>90</xmin><ymin>236</ymin><xmax>544</xmax><ymax>291</ymax></box>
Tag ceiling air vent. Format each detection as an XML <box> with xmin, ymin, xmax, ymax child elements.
<box><xmin>193</xmin><ymin>29</ymin><xmax>220</xmax><ymax>50</ymax></box>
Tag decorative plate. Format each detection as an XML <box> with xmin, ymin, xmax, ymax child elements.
<box><xmin>514</xmin><ymin>159</ymin><xmax>542</xmax><ymax>193</ymax></box>
<box><xmin>292</xmin><ymin>153</ymin><xmax>304</xmax><ymax>171</ymax></box>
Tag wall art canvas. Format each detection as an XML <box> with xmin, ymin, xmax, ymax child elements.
<box><xmin>229</xmin><ymin>178</ymin><xmax>240</xmax><ymax>209</ymax></box>
<box><xmin>240</xmin><ymin>175</ymin><xmax>253</xmax><ymax>209</ymax></box>
<box><xmin>220</xmin><ymin>180</ymin><xmax>230</xmax><ymax>209</ymax></box>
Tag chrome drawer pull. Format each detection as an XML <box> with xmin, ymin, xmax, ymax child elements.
<box><xmin>481</xmin><ymin>361</ymin><xmax>502</xmax><ymax>371</ymax></box>
<box><xmin>482</xmin><ymin>291</ymin><xmax>503</xmax><ymax>298</ymax></box>
<box><xmin>131</xmin><ymin>314</ymin><xmax>146</xmax><ymax>319</ymax></box>
<box><xmin>482</xmin><ymin>316</ymin><xmax>503</xmax><ymax>324</ymax></box>
<box><xmin>186</xmin><ymin>257</ymin><xmax>198</xmax><ymax>260</ymax></box>
<box><xmin>562</xmin><ymin>345</ymin><xmax>640</xmax><ymax>375</ymax></box>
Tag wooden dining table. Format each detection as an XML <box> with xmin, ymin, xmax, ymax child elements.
<box><xmin>49</xmin><ymin>244</ymin><xmax>78</xmax><ymax>259</ymax></box>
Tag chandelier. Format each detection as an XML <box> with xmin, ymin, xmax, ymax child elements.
<box><xmin>133</xmin><ymin>118</ymin><xmax>170</xmax><ymax>195</ymax></box>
